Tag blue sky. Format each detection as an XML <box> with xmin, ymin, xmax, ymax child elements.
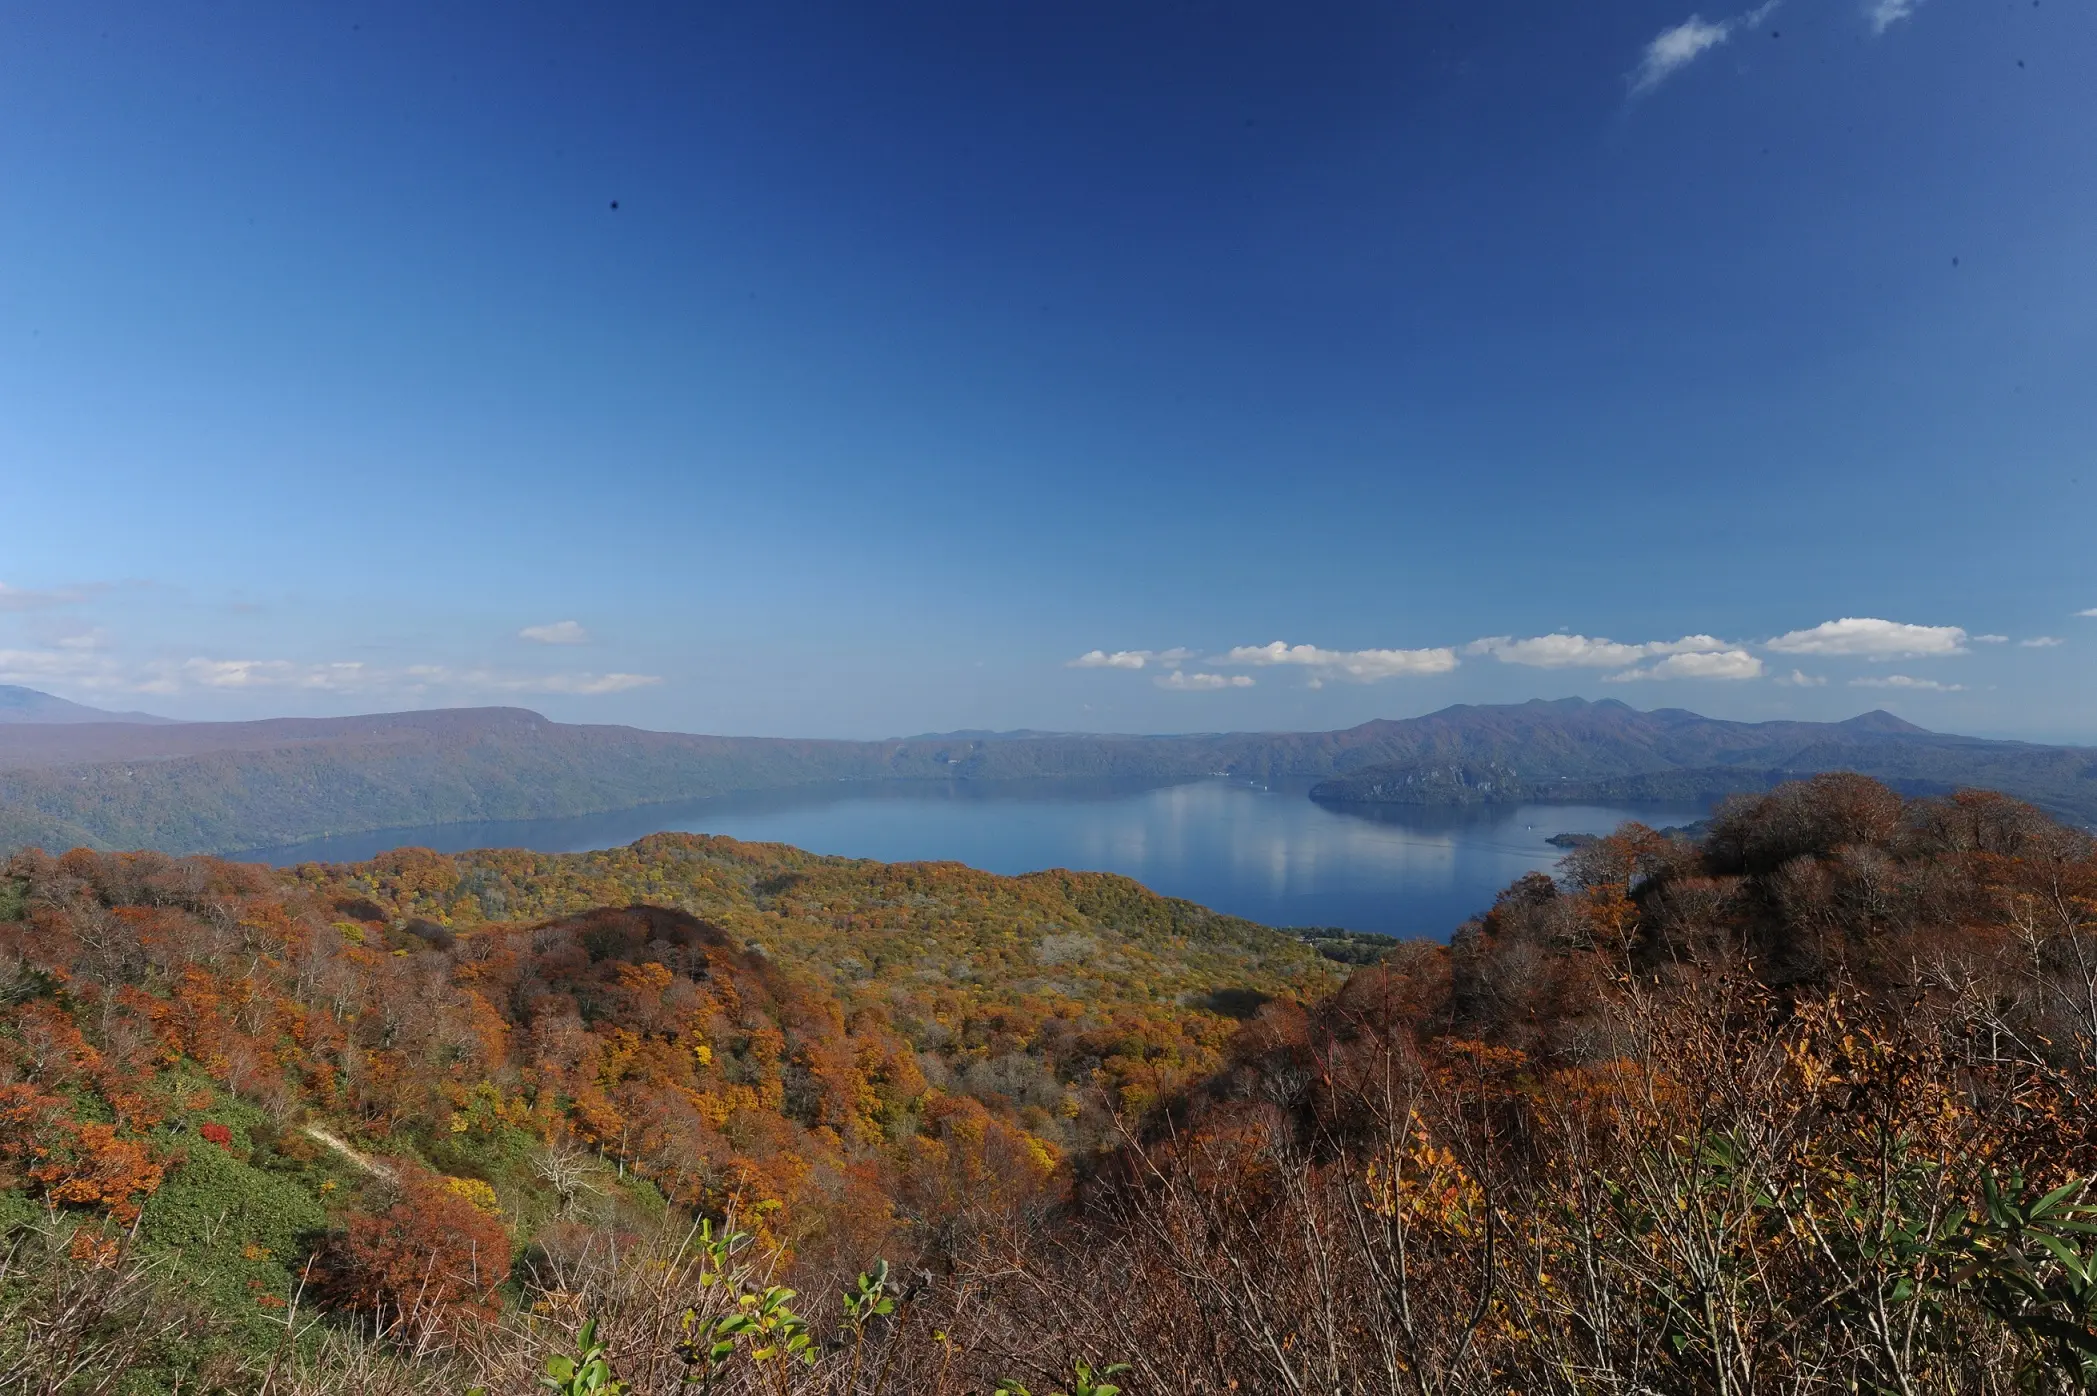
<box><xmin>2</xmin><ymin>0</ymin><xmax>2092</xmax><ymax>741</ymax></box>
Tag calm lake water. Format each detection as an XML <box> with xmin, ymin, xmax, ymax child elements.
<box><xmin>252</xmin><ymin>779</ymin><xmax>1707</xmax><ymax>939</ymax></box>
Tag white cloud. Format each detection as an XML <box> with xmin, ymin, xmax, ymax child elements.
<box><xmin>1765</xmin><ymin>617</ymin><xmax>1968</xmax><ymax>660</ymax></box>
<box><xmin>1776</xmin><ymin>669</ymin><xmax>1827</xmax><ymax>687</ymax></box>
<box><xmin>1973</xmin><ymin>634</ymin><xmax>2009</xmax><ymax>644</ymax></box>
<box><xmin>1469</xmin><ymin>634</ymin><xmax>1646</xmax><ymax>668</ymax></box>
<box><xmin>2079</xmin><ymin>608</ymin><xmax>2097</xmax><ymax>618</ymax></box>
<box><xmin>1070</xmin><ymin>649</ymin><xmax>1153</xmax><ymax>670</ymax></box>
<box><xmin>1221</xmin><ymin>641</ymin><xmax>1460</xmax><ymax>682</ymax></box>
<box><xmin>1850</xmin><ymin>675</ymin><xmax>1965</xmax><ymax>692</ymax></box>
<box><xmin>513</xmin><ymin>672</ymin><xmax>661</xmax><ymax>695</ymax></box>
<box><xmin>1069</xmin><ymin>647</ymin><xmax>1196</xmax><ymax>671</ymax></box>
<box><xmin>1467</xmin><ymin>633</ymin><xmax>1732</xmax><ymax>669</ymax></box>
<box><xmin>1156</xmin><ymin>671</ymin><xmax>1253</xmax><ymax>692</ymax></box>
<box><xmin>0</xmin><ymin>647</ymin><xmax>126</xmax><ymax>688</ymax></box>
<box><xmin>2021</xmin><ymin>636</ymin><xmax>2063</xmax><ymax>648</ymax></box>
<box><xmin>179</xmin><ymin>659</ymin><xmax>370</xmax><ymax>691</ymax></box>
<box><xmin>400</xmin><ymin>665</ymin><xmax>663</xmax><ymax>696</ymax></box>
<box><xmin>1608</xmin><ymin>649</ymin><xmax>1765</xmax><ymax>682</ymax></box>
<box><xmin>1653</xmin><ymin>649</ymin><xmax>1764</xmax><ymax>680</ymax></box>
<box><xmin>1631</xmin><ymin>3</ymin><xmax>1777</xmax><ymax>94</ymax></box>
<box><xmin>1632</xmin><ymin>17</ymin><xmax>1734</xmax><ymax>93</ymax></box>
<box><xmin>1867</xmin><ymin>0</ymin><xmax>1919</xmax><ymax>35</ymax></box>
<box><xmin>520</xmin><ymin>620</ymin><xmax>590</xmax><ymax>645</ymax></box>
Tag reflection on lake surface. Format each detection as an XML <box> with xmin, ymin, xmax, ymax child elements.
<box><xmin>250</xmin><ymin>778</ymin><xmax>1708</xmax><ymax>939</ymax></box>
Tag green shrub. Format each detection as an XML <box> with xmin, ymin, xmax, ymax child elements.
<box><xmin>136</xmin><ymin>1135</ymin><xmax>329</xmax><ymax>1343</ymax></box>
<box><xmin>0</xmin><ymin>1187</ymin><xmax>40</xmax><ymax>1234</ymax></box>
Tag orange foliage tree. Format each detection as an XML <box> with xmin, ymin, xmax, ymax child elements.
<box><xmin>325</xmin><ymin>1168</ymin><xmax>511</xmax><ymax>1334</ymax></box>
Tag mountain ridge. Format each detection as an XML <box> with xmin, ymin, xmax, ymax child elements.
<box><xmin>1305</xmin><ymin>700</ymin><xmax>2092</xmax><ymax>814</ymax></box>
<box><xmin>0</xmin><ymin>683</ymin><xmax>175</xmax><ymax>726</ymax></box>
<box><xmin>0</xmin><ymin>691</ymin><xmax>2088</xmax><ymax>855</ymax></box>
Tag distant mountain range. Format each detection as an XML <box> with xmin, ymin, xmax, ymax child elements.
<box><xmin>0</xmin><ymin>691</ymin><xmax>2088</xmax><ymax>855</ymax></box>
<box><xmin>0</xmin><ymin>684</ymin><xmax>174</xmax><ymax>725</ymax></box>
<box><xmin>1301</xmin><ymin>702</ymin><xmax>2097</xmax><ymax>816</ymax></box>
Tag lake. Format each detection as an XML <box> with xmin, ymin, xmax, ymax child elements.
<box><xmin>250</xmin><ymin>778</ymin><xmax>1708</xmax><ymax>939</ymax></box>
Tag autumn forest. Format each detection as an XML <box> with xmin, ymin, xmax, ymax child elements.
<box><xmin>4</xmin><ymin>775</ymin><xmax>2097</xmax><ymax>1393</ymax></box>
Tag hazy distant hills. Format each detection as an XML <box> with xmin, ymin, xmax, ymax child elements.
<box><xmin>0</xmin><ymin>684</ymin><xmax>174</xmax><ymax>725</ymax></box>
<box><xmin>1303</xmin><ymin>701</ymin><xmax>2097</xmax><ymax>819</ymax></box>
<box><xmin>0</xmin><ymin>692</ymin><xmax>2089</xmax><ymax>855</ymax></box>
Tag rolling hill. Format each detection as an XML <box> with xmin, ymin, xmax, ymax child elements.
<box><xmin>0</xmin><ymin>692</ymin><xmax>2089</xmax><ymax>855</ymax></box>
<box><xmin>0</xmin><ymin>830</ymin><xmax>1338</xmax><ymax>1388</ymax></box>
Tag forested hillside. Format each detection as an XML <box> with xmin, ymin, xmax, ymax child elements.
<box><xmin>0</xmin><ymin>834</ymin><xmax>1332</xmax><ymax>1392</ymax></box>
<box><xmin>1</xmin><ymin>696</ymin><xmax>2092</xmax><ymax>855</ymax></box>
<box><xmin>994</xmin><ymin>777</ymin><xmax>2097</xmax><ymax>1393</ymax></box>
<box><xmin>6</xmin><ymin>776</ymin><xmax>2097</xmax><ymax>1392</ymax></box>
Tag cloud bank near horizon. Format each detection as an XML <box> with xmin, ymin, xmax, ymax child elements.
<box><xmin>1221</xmin><ymin>642</ymin><xmax>1460</xmax><ymax>683</ymax></box>
<box><xmin>0</xmin><ymin>645</ymin><xmax>660</xmax><ymax>702</ymax></box>
<box><xmin>1070</xmin><ymin>615</ymin><xmax>2050</xmax><ymax>693</ymax></box>
<box><xmin>0</xmin><ymin>572</ymin><xmax>2069</xmax><ymax>720</ymax></box>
